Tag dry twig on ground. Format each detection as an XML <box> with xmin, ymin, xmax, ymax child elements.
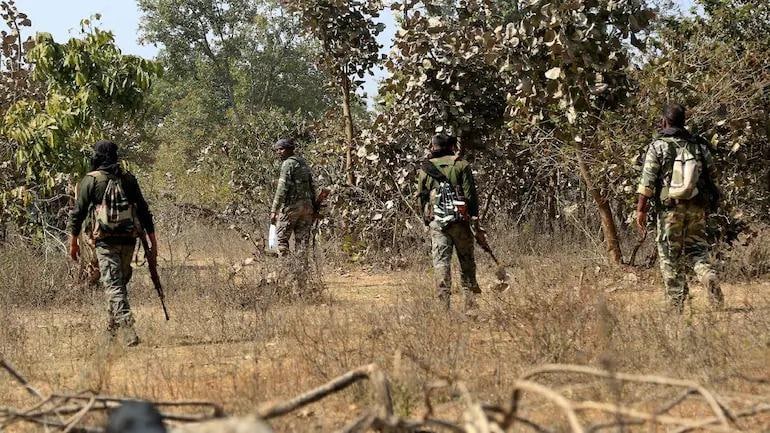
<box><xmin>3</xmin><ymin>357</ymin><xmax>769</xmax><ymax>433</ymax></box>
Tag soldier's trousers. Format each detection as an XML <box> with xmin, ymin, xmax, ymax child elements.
<box><xmin>430</xmin><ymin>221</ymin><xmax>480</xmax><ymax>305</ymax></box>
<box><xmin>656</xmin><ymin>201</ymin><xmax>723</xmax><ymax>310</ymax></box>
<box><xmin>95</xmin><ymin>242</ymin><xmax>137</xmax><ymax>331</ymax></box>
<box><xmin>276</xmin><ymin>202</ymin><xmax>314</xmax><ymax>287</ymax></box>
<box><xmin>275</xmin><ymin>202</ymin><xmax>314</xmax><ymax>257</ymax></box>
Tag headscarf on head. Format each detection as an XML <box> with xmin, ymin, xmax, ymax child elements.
<box><xmin>273</xmin><ymin>138</ymin><xmax>296</xmax><ymax>150</ymax></box>
<box><xmin>90</xmin><ymin>140</ymin><xmax>122</xmax><ymax>175</ymax></box>
<box><xmin>659</xmin><ymin>126</ymin><xmax>701</xmax><ymax>144</ymax></box>
<box><xmin>429</xmin><ymin>134</ymin><xmax>457</xmax><ymax>159</ymax></box>
<box><xmin>429</xmin><ymin>147</ymin><xmax>456</xmax><ymax>158</ymax></box>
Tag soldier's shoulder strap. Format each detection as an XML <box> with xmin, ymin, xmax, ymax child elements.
<box><xmin>284</xmin><ymin>155</ymin><xmax>303</xmax><ymax>168</ymax></box>
<box><xmin>83</xmin><ymin>171</ymin><xmax>110</xmax><ymax>210</ymax></box>
<box><xmin>452</xmin><ymin>156</ymin><xmax>470</xmax><ymax>170</ymax></box>
<box><xmin>652</xmin><ymin>137</ymin><xmax>682</xmax><ymax>163</ymax></box>
<box><xmin>420</xmin><ymin>160</ymin><xmax>450</xmax><ymax>184</ymax></box>
<box><xmin>691</xmin><ymin>134</ymin><xmax>712</xmax><ymax>153</ymax></box>
<box><xmin>85</xmin><ymin>170</ymin><xmax>112</xmax><ymax>183</ymax></box>
<box><xmin>87</xmin><ymin>170</ymin><xmax>132</xmax><ymax>187</ymax></box>
<box><xmin>656</xmin><ymin>136</ymin><xmax>681</xmax><ymax>147</ymax></box>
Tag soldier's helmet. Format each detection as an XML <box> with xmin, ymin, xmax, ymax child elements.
<box><xmin>273</xmin><ymin>138</ymin><xmax>296</xmax><ymax>150</ymax></box>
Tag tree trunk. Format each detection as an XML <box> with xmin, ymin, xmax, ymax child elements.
<box><xmin>575</xmin><ymin>144</ymin><xmax>623</xmax><ymax>264</ymax></box>
<box><xmin>340</xmin><ymin>70</ymin><xmax>355</xmax><ymax>186</ymax></box>
<box><xmin>546</xmin><ymin>171</ymin><xmax>558</xmax><ymax>233</ymax></box>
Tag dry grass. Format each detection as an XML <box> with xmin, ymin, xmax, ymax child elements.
<box><xmin>1</xmin><ymin>216</ymin><xmax>769</xmax><ymax>432</ymax></box>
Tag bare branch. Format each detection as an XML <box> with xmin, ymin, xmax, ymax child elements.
<box><xmin>0</xmin><ymin>356</ymin><xmax>45</xmax><ymax>400</ymax></box>
<box><xmin>672</xmin><ymin>404</ymin><xmax>770</xmax><ymax>433</ymax></box>
<box><xmin>255</xmin><ymin>363</ymin><xmax>393</xmax><ymax>420</ymax></box>
<box><xmin>511</xmin><ymin>380</ymin><xmax>585</xmax><ymax>433</ymax></box>
<box><xmin>520</xmin><ymin>363</ymin><xmax>732</xmax><ymax>428</ymax></box>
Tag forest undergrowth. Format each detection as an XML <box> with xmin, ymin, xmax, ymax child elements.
<box><xmin>1</xmin><ymin>214</ymin><xmax>769</xmax><ymax>431</ymax></box>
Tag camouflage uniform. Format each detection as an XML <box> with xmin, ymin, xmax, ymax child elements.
<box><xmin>95</xmin><ymin>242</ymin><xmax>137</xmax><ymax>332</ymax></box>
<box><xmin>271</xmin><ymin>155</ymin><xmax>317</xmax><ymax>256</ymax></box>
<box><xmin>68</xmin><ymin>170</ymin><xmax>154</xmax><ymax>345</ymax></box>
<box><xmin>418</xmin><ymin>154</ymin><xmax>480</xmax><ymax>309</ymax></box>
<box><xmin>638</xmin><ymin>133</ymin><xmax>723</xmax><ymax>310</ymax></box>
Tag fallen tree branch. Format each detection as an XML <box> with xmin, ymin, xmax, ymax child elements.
<box><xmin>371</xmin><ymin>416</ymin><xmax>465</xmax><ymax>433</ymax></box>
<box><xmin>0</xmin><ymin>356</ymin><xmax>45</xmax><ymax>400</ymax></box>
<box><xmin>483</xmin><ymin>403</ymin><xmax>555</xmax><ymax>433</ymax></box>
<box><xmin>573</xmin><ymin>401</ymin><xmax>728</xmax><ymax>431</ymax></box>
<box><xmin>63</xmin><ymin>397</ymin><xmax>96</xmax><ymax>433</ymax></box>
<box><xmin>672</xmin><ymin>404</ymin><xmax>770</xmax><ymax>433</ymax></box>
<box><xmin>3</xmin><ymin>361</ymin><xmax>768</xmax><ymax>433</ymax></box>
<box><xmin>510</xmin><ymin>380</ymin><xmax>585</xmax><ymax>433</ymax></box>
<box><xmin>51</xmin><ymin>394</ymin><xmax>223</xmax><ymax>415</ymax></box>
<box><xmin>256</xmin><ymin>363</ymin><xmax>393</xmax><ymax>420</ymax></box>
<box><xmin>586</xmin><ymin>388</ymin><xmax>700</xmax><ymax>433</ymax></box>
<box><xmin>334</xmin><ymin>410</ymin><xmax>375</xmax><ymax>433</ymax></box>
<box><xmin>3</xmin><ymin>412</ymin><xmax>103</xmax><ymax>433</ymax></box>
<box><xmin>520</xmin><ymin>363</ymin><xmax>732</xmax><ymax>428</ymax></box>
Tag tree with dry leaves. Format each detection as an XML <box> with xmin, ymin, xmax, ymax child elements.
<box><xmin>281</xmin><ymin>0</ymin><xmax>385</xmax><ymax>185</ymax></box>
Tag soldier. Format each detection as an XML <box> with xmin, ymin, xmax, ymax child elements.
<box><xmin>418</xmin><ymin>134</ymin><xmax>481</xmax><ymax>312</ymax></box>
<box><xmin>68</xmin><ymin>140</ymin><xmax>157</xmax><ymax>346</ymax></box>
<box><xmin>636</xmin><ymin>104</ymin><xmax>724</xmax><ymax>312</ymax></box>
<box><xmin>270</xmin><ymin>138</ymin><xmax>317</xmax><ymax>272</ymax></box>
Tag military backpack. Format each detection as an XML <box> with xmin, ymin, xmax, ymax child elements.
<box><xmin>420</xmin><ymin>158</ymin><xmax>468</xmax><ymax>229</ymax></box>
<box><xmin>666</xmin><ymin>138</ymin><xmax>702</xmax><ymax>200</ymax></box>
<box><xmin>87</xmin><ymin>171</ymin><xmax>142</xmax><ymax>241</ymax></box>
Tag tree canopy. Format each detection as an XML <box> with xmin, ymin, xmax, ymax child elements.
<box><xmin>1</xmin><ymin>0</ymin><xmax>768</xmax><ymax>261</ymax></box>
<box><xmin>1</xmin><ymin>15</ymin><xmax>161</xmax><ymax>237</ymax></box>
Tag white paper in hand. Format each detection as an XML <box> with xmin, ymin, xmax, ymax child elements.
<box><xmin>268</xmin><ymin>224</ymin><xmax>278</xmax><ymax>250</ymax></box>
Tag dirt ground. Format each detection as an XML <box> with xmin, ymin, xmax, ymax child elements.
<box><xmin>2</xmin><ymin>254</ymin><xmax>770</xmax><ymax>431</ymax></box>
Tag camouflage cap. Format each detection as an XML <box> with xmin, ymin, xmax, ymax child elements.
<box><xmin>273</xmin><ymin>139</ymin><xmax>295</xmax><ymax>150</ymax></box>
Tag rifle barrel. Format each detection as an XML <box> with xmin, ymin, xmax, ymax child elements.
<box><xmin>140</xmin><ymin>236</ymin><xmax>170</xmax><ymax>321</ymax></box>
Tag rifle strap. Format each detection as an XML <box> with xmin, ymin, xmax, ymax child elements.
<box><xmin>420</xmin><ymin>160</ymin><xmax>451</xmax><ymax>184</ymax></box>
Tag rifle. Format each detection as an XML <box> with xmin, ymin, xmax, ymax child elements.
<box><xmin>311</xmin><ymin>187</ymin><xmax>332</xmax><ymax>255</ymax></box>
<box><xmin>470</xmin><ymin>220</ymin><xmax>500</xmax><ymax>266</ymax></box>
<box><xmin>624</xmin><ymin>229</ymin><xmax>647</xmax><ymax>267</ymax></box>
<box><xmin>419</xmin><ymin>160</ymin><xmax>500</xmax><ymax>265</ymax></box>
<box><xmin>139</xmin><ymin>235</ymin><xmax>169</xmax><ymax>321</ymax></box>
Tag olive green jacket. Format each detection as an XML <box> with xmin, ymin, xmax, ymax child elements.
<box><xmin>67</xmin><ymin>170</ymin><xmax>155</xmax><ymax>241</ymax></box>
<box><xmin>417</xmin><ymin>155</ymin><xmax>479</xmax><ymax>219</ymax></box>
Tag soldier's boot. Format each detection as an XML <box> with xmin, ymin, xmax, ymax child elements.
<box><xmin>702</xmin><ymin>274</ymin><xmax>724</xmax><ymax>310</ymax></box>
<box><xmin>101</xmin><ymin>318</ymin><xmax>119</xmax><ymax>344</ymax></box>
<box><xmin>437</xmin><ymin>292</ymin><xmax>450</xmax><ymax>311</ymax></box>
<box><xmin>101</xmin><ymin>328</ymin><xmax>118</xmax><ymax>347</ymax></box>
<box><xmin>664</xmin><ymin>277</ymin><xmax>687</xmax><ymax>314</ymax></box>
<box><xmin>118</xmin><ymin>325</ymin><xmax>140</xmax><ymax>347</ymax></box>
<box><xmin>707</xmin><ymin>285</ymin><xmax>724</xmax><ymax>310</ymax></box>
<box><xmin>668</xmin><ymin>294</ymin><xmax>685</xmax><ymax>315</ymax></box>
<box><xmin>463</xmin><ymin>291</ymin><xmax>480</xmax><ymax>319</ymax></box>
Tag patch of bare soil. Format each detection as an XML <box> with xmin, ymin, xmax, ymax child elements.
<box><xmin>2</xmin><ymin>263</ymin><xmax>769</xmax><ymax>432</ymax></box>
